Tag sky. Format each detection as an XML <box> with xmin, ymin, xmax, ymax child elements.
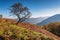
<box><xmin>0</xmin><ymin>0</ymin><xmax>60</xmax><ymax>18</ymax></box>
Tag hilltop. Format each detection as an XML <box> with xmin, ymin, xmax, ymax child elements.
<box><xmin>0</xmin><ymin>18</ymin><xmax>59</xmax><ymax>40</ymax></box>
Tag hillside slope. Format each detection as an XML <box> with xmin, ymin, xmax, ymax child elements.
<box><xmin>0</xmin><ymin>18</ymin><xmax>60</xmax><ymax>40</ymax></box>
<box><xmin>17</xmin><ymin>22</ymin><xmax>60</xmax><ymax>40</ymax></box>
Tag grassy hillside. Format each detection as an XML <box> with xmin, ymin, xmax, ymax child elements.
<box><xmin>43</xmin><ymin>22</ymin><xmax>60</xmax><ymax>37</ymax></box>
<box><xmin>0</xmin><ymin>18</ymin><xmax>56</xmax><ymax>40</ymax></box>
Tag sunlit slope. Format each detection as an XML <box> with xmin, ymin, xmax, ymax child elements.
<box><xmin>0</xmin><ymin>18</ymin><xmax>58</xmax><ymax>40</ymax></box>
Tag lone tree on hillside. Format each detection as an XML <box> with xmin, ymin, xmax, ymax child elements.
<box><xmin>9</xmin><ymin>2</ymin><xmax>31</xmax><ymax>24</ymax></box>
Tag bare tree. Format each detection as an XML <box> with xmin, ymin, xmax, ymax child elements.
<box><xmin>9</xmin><ymin>2</ymin><xmax>31</xmax><ymax>24</ymax></box>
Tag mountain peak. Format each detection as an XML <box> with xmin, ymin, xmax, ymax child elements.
<box><xmin>54</xmin><ymin>14</ymin><xmax>60</xmax><ymax>16</ymax></box>
<box><xmin>37</xmin><ymin>14</ymin><xmax>60</xmax><ymax>26</ymax></box>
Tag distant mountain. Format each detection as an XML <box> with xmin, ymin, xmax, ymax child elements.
<box><xmin>24</xmin><ymin>17</ymin><xmax>48</xmax><ymax>24</ymax></box>
<box><xmin>37</xmin><ymin>14</ymin><xmax>60</xmax><ymax>26</ymax></box>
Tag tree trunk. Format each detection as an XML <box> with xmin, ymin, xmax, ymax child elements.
<box><xmin>16</xmin><ymin>15</ymin><xmax>21</xmax><ymax>25</ymax></box>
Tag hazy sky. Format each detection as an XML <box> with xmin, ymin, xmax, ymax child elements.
<box><xmin>0</xmin><ymin>0</ymin><xmax>60</xmax><ymax>18</ymax></box>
